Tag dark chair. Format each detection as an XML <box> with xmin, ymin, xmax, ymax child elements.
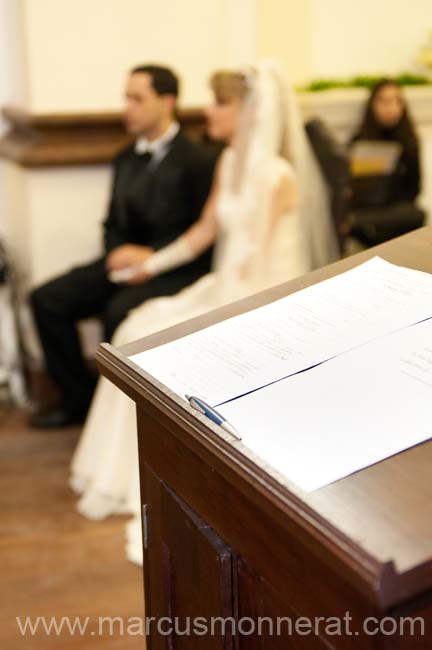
<box><xmin>347</xmin><ymin>138</ymin><xmax>425</xmax><ymax>246</ymax></box>
<box><xmin>349</xmin><ymin>174</ymin><xmax>425</xmax><ymax>246</ymax></box>
<box><xmin>305</xmin><ymin>118</ymin><xmax>351</xmax><ymax>253</ymax></box>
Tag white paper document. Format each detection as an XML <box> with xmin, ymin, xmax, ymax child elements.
<box><xmin>131</xmin><ymin>258</ymin><xmax>432</xmax><ymax>405</ymax></box>
<box><xmin>218</xmin><ymin>318</ymin><xmax>432</xmax><ymax>491</ymax></box>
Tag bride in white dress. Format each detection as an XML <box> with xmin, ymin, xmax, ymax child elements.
<box><xmin>70</xmin><ymin>62</ymin><xmax>338</xmax><ymax>564</ymax></box>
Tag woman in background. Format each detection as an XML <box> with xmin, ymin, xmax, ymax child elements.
<box><xmin>70</xmin><ymin>62</ymin><xmax>338</xmax><ymax>564</ymax></box>
<box><xmin>349</xmin><ymin>78</ymin><xmax>424</xmax><ymax>244</ymax></box>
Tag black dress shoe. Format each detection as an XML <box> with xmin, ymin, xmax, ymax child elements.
<box><xmin>29</xmin><ymin>407</ymin><xmax>85</xmax><ymax>429</ymax></box>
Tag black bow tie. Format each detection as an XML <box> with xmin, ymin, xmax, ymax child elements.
<box><xmin>136</xmin><ymin>151</ymin><xmax>153</xmax><ymax>164</ymax></box>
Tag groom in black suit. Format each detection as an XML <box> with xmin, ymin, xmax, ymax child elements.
<box><xmin>30</xmin><ymin>64</ymin><xmax>216</xmax><ymax>428</ymax></box>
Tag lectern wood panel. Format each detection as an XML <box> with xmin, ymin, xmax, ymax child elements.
<box><xmin>142</xmin><ymin>464</ymin><xmax>234</xmax><ymax>650</ymax></box>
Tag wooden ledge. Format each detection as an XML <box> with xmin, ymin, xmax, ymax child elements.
<box><xmin>0</xmin><ymin>106</ymin><xmax>208</xmax><ymax>168</ymax></box>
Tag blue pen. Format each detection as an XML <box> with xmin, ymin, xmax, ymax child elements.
<box><xmin>185</xmin><ymin>394</ymin><xmax>242</xmax><ymax>441</ymax></box>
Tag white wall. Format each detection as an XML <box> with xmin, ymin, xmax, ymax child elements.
<box><xmin>22</xmin><ymin>0</ymin><xmax>240</xmax><ymax>112</ymax></box>
<box><xmin>1</xmin><ymin>162</ymin><xmax>29</xmax><ymax>265</ymax></box>
<box><xmin>257</xmin><ymin>0</ymin><xmax>311</xmax><ymax>84</ymax></box>
<box><xmin>27</xmin><ymin>167</ymin><xmax>111</xmax><ymax>285</ymax></box>
<box><xmin>0</xmin><ymin>0</ymin><xmax>27</xmax><ymax>131</ymax></box>
<box><xmin>310</xmin><ymin>0</ymin><xmax>430</xmax><ymax>78</ymax></box>
<box><xmin>0</xmin><ymin>0</ymin><xmax>27</xmax><ymax>238</ymax></box>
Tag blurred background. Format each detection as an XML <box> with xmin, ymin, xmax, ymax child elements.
<box><xmin>1</xmin><ymin>0</ymin><xmax>431</xmax><ymax>307</ymax></box>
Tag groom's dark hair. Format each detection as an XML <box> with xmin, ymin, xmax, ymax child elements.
<box><xmin>131</xmin><ymin>64</ymin><xmax>179</xmax><ymax>98</ymax></box>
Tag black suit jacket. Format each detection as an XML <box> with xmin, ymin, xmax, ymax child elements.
<box><xmin>103</xmin><ymin>132</ymin><xmax>217</xmax><ymax>279</ymax></box>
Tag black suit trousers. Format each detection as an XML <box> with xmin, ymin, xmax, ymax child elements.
<box><xmin>30</xmin><ymin>257</ymin><xmax>205</xmax><ymax>416</ymax></box>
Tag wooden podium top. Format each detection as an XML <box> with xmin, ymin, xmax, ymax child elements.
<box><xmin>98</xmin><ymin>226</ymin><xmax>432</xmax><ymax>612</ymax></box>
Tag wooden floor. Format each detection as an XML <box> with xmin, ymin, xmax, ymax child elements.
<box><xmin>0</xmin><ymin>405</ymin><xmax>145</xmax><ymax>649</ymax></box>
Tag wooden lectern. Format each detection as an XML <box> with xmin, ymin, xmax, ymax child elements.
<box><xmin>98</xmin><ymin>227</ymin><xmax>432</xmax><ymax>649</ymax></box>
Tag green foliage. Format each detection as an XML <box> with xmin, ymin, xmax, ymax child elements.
<box><xmin>394</xmin><ymin>73</ymin><xmax>430</xmax><ymax>85</ymax></box>
<box><xmin>305</xmin><ymin>79</ymin><xmax>349</xmax><ymax>91</ymax></box>
<box><xmin>302</xmin><ymin>73</ymin><xmax>431</xmax><ymax>92</ymax></box>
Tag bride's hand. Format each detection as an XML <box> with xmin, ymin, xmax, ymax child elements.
<box><xmin>126</xmin><ymin>264</ymin><xmax>154</xmax><ymax>285</ymax></box>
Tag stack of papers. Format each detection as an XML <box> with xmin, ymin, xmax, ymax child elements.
<box><xmin>219</xmin><ymin>318</ymin><xmax>432</xmax><ymax>491</ymax></box>
<box><xmin>131</xmin><ymin>258</ymin><xmax>432</xmax><ymax>491</ymax></box>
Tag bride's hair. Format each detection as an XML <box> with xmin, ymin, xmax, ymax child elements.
<box><xmin>209</xmin><ymin>71</ymin><xmax>252</xmax><ymax>103</ymax></box>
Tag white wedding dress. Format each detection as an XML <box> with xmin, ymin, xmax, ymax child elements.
<box><xmin>70</xmin><ymin>62</ymin><xmax>338</xmax><ymax>564</ymax></box>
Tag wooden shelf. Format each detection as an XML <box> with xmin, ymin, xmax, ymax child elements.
<box><xmin>0</xmin><ymin>105</ymin><xmax>209</xmax><ymax>167</ymax></box>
